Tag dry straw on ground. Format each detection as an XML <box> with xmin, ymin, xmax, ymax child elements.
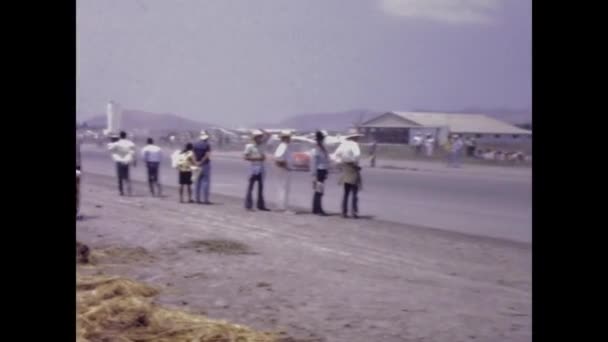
<box><xmin>77</xmin><ymin>274</ymin><xmax>277</xmax><ymax>342</ymax></box>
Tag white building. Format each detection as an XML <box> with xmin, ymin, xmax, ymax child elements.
<box><xmin>104</xmin><ymin>101</ymin><xmax>122</xmax><ymax>135</ymax></box>
<box><xmin>358</xmin><ymin>111</ymin><xmax>532</xmax><ymax>145</ymax></box>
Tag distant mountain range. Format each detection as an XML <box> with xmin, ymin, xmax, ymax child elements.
<box><xmin>81</xmin><ymin>107</ymin><xmax>531</xmax><ymax>132</ymax></box>
<box><xmin>261</xmin><ymin>107</ymin><xmax>531</xmax><ymax>132</ymax></box>
<box><xmin>83</xmin><ymin>110</ymin><xmax>216</xmax><ymax>131</ymax></box>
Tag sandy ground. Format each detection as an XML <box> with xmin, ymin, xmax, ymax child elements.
<box><xmin>77</xmin><ymin>173</ymin><xmax>531</xmax><ymax>342</ymax></box>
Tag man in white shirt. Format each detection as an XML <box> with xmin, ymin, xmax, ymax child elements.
<box><xmin>332</xmin><ymin>128</ymin><xmax>363</xmax><ymax>218</ymax></box>
<box><xmin>412</xmin><ymin>134</ymin><xmax>423</xmax><ymax>156</ymax></box>
<box><xmin>274</xmin><ymin>130</ymin><xmax>294</xmax><ymax>213</ymax></box>
<box><xmin>107</xmin><ymin>131</ymin><xmax>136</xmax><ymax>196</ymax></box>
<box><xmin>243</xmin><ymin>130</ymin><xmax>271</xmax><ymax>211</ymax></box>
<box><xmin>141</xmin><ymin>137</ymin><xmax>163</xmax><ymax>197</ymax></box>
<box><xmin>447</xmin><ymin>134</ymin><xmax>464</xmax><ymax>168</ymax></box>
<box><xmin>424</xmin><ymin>134</ymin><xmax>435</xmax><ymax>157</ymax></box>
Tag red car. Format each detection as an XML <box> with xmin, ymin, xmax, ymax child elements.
<box><xmin>291</xmin><ymin>150</ymin><xmax>312</xmax><ymax>171</ymax></box>
<box><xmin>289</xmin><ymin>142</ymin><xmax>336</xmax><ymax>172</ymax></box>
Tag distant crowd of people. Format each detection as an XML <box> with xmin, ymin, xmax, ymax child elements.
<box><xmin>102</xmin><ymin>128</ymin><xmax>366</xmax><ymax>219</ymax></box>
<box><xmin>409</xmin><ymin>133</ymin><xmax>530</xmax><ymax>166</ymax></box>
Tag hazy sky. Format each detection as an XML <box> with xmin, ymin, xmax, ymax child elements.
<box><xmin>77</xmin><ymin>0</ymin><xmax>531</xmax><ymax>127</ymax></box>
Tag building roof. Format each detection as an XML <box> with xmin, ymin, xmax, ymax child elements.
<box><xmin>360</xmin><ymin>111</ymin><xmax>531</xmax><ymax>135</ymax></box>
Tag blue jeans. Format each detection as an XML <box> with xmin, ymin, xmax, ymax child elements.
<box><xmin>245</xmin><ymin>171</ymin><xmax>266</xmax><ymax>209</ymax></box>
<box><xmin>195</xmin><ymin>163</ymin><xmax>211</xmax><ymax>202</ymax></box>
<box><xmin>448</xmin><ymin>151</ymin><xmax>461</xmax><ymax>167</ymax></box>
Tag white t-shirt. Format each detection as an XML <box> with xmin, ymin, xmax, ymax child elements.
<box><xmin>332</xmin><ymin>140</ymin><xmax>361</xmax><ymax>164</ymax></box>
<box><xmin>274</xmin><ymin>142</ymin><xmax>293</xmax><ymax>168</ymax></box>
<box><xmin>412</xmin><ymin>136</ymin><xmax>422</xmax><ymax>146</ymax></box>
<box><xmin>108</xmin><ymin>139</ymin><xmax>136</xmax><ymax>164</ymax></box>
<box><xmin>141</xmin><ymin>144</ymin><xmax>163</xmax><ymax>163</ymax></box>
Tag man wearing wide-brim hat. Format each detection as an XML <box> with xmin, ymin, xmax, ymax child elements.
<box><xmin>243</xmin><ymin>129</ymin><xmax>271</xmax><ymax>211</ymax></box>
<box><xmin>332</xmin><ymin>128</ymin><xmax>364</xmax><ymax>218</ymax></box>
<box><xmin>273</xmin><ymin>129</ymin><xmax>295</xmax><ymax>213</ymax></box>
<box><xmin>193</xmin><ymin>130</ymin><xmax>212</xmax><ymax>204</ymax></box>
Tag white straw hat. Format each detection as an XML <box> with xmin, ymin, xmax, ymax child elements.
<box><xmin>279</xmin><ymin>129</ymin><xmax>293</xmax><ymax>137</ymax></box>
<box><xmin>344</xmin><ymin>128</ymin><xmax>363</xmax><ymax>139</ymax></box>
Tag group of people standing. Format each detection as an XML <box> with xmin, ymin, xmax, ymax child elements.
<box><xmin>172</xmin><ymin>131</ymin><xmax>212</xmax><ymax>204</ymax></box>
<box><xmin>243</xmin><ymin>128</ymin><xmax>363</xmax><ymax>218</ymax></box>
<box><xmin>105</xmin><ymin>128</ymin><xmax>365</xmax><ymax>218</ymax></box>
<box><xmin>412</xmin><ymin>133</ymin><xmax>480</xmax><ymax>168</ymax></box>
<box><xmin>106</xmin><ymin>131</ymin><xmax>211</xmax><ymax>203</ymax></box>
<box><xmin>412</xmin><ymin>134</ymin><xmax>436</xmax><ymax>158</ymax></box>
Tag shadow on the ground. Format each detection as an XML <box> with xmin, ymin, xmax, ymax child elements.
<box><xmin>294</xmin><ymin>212</ymin><xmax>375</xmax><ymax>220</ymax></box>
<box><xmin>353</xmin><ymin>215</ymin><xmax>375</xmax><ymax>220</ymax></box>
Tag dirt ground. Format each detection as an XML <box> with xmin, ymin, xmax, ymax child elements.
<box><xmin>77</xmin><ymin>173</ymin><xmax>531</xmax><ymax>342</ymax></box>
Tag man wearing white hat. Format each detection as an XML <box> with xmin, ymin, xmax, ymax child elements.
<box><xmin>193</xmin><ymin>130</ymin><xmax>212</xmax><ymax>204</ymax></box>
<box><xmin>274</xmin><ymin>130</ymin><xmax>295</xmax><ymax>213</ymax></box>
<box><xmin>243</xmin><ymin>129</ymin><xmax>271</xmax><ymax>211</ymax></box>
<box><xmin>332</xmin><ymin>128</ymin><xmax>363</xmax><ymax>218</ymax></box>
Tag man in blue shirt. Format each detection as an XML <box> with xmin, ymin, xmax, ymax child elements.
<box><xmin>193</xmin><ymin>131</ymin><xmax>212</xmax><ymax>204</ymax></box>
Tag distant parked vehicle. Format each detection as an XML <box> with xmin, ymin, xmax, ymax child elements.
<box><xmin>292</xmin><ymin>150</ymin><xmax>312</xmax><ymax>171</ymax></box>
<box><xmin>289</xmin><ymin>141</ymin><xmax>337</xmax><ymax>172</ymax></box>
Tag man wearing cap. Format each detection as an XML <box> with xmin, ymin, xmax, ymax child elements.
<box><xmin>274</xmin><ymin>130</ymin><xmax>295</xmax><ymax>213</ymax></box>
<box><xmin>311</xmin><ymin>130</ymin><xmax>330</xmax><ymax>215</ymax></box>
<box><xmin>107</xmin><ymin>131</ymin><xmax>136</xmax><ymax>196</ymax></box>
<box><xmin>244</xmin><ymin>130</ymin><xmax>271</xmax><ymax>211</ymax></box>
<box><xmin>193</xmin><ymin>130</ymin><xmax>212</xmax><ymax>204</ymax></box>
<box><xmin>332</xmin><ymin>128</ymin><xmax>363</xmax><ymax>218</ymax></box>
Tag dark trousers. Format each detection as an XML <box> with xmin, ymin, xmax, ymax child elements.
<box><xmin>313</xmin><ymin>169</ymin><xmax>328</xmax><ymax>214</ymax></box>
<box><xmin>245</xmin><ymin>173</ymin><xmax>266</xmax><ymax>209</ymax></box>
<box><xmin>467</xmin><ymin>146</ymin><xmax>476</xmax><ymax>157</ymax></box>
<box><xmin>116</xmin><ymin>163</ymin><xmax>131</xmax><ymax>195</ymax></box>
<box><xmin>342</xmin><ymin>183</ymin><xmax>359</xmax><ymax>216</ymax></box>
<box><xmin>146</xmin><ymin>162</ymin><xmax>161</xmax><ymax>195</ymax></box>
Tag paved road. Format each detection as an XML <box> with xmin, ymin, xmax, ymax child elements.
<box><xmin>81</xmin><ymin>146</ymin><xmax>531</xmax><ymax>243</ymax></box>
